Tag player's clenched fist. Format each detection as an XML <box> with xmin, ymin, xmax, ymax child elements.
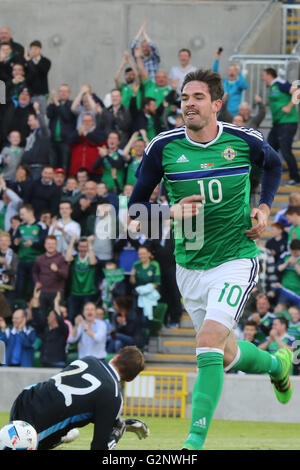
<box><xmin>170</xmin><ymin>195</ymin><xmax>205</xmax><ymax>219</ymax></box>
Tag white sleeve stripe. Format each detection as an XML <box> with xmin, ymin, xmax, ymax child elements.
<box><xmin>145</xmin><ymin>128</ymin><xmax>185</xmax><ymax>155</ymax></box>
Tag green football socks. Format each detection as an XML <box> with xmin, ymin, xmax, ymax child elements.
<box><xmin>182</xmin><ymin>350</ymin><xmax>224</xmax><ymax>450</ymax></box>
<box><xmin>231</xmin><ymin>340</ymin><xmax>282</xmax><ymax>377</ymax></box>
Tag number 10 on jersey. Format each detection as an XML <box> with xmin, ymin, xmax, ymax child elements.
<box><xmin>198</xmin><ymin>179</ymin><xmax>223</xmax><ymax>204</ymax></box>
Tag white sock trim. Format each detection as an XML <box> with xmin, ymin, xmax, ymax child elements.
<box><xmin>196</xmin><ymin>347</ymin><xmax>224</xmax><ymax>356</ymax></box>
<box><xmin>224</xmin><ymin>346</ymin><xmax>241</xmax><ymax>372</ymax></box>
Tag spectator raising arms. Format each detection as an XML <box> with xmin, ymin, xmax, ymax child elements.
<box><xmin>213</xmin><ymin>48</ymin><xmax>248</xmax><ymax>116</ymax></box>
<box><xmin>24</xmin><ymin>40</ymin><xmax>51</xmax><ymax>116</ymax></box>
<box><xmin>65</xmin><ymin>235</ymin><xmax>98</xmax><ymax>321</ymax></box>
<box><xmin>68</xmin><ymin>113</ymin><xmax>107</xmax><ymax>178</ymax></box>
<box><xmin>31</xmin><ymin>287</ymin><xmax>69</xmax><ymax>368</ymax></box>
<box><xmin>47</xmin><ymin>84</ymin><xmax>76</xmax><ymax>172</ymax></box>
<box><xmin>130</xmin><ymin>21</ymin><xmax>160</xmax><ymax>81</ymax></box>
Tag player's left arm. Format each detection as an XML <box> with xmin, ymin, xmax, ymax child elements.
<box><xmin>246</xmin><ymin>137</ymin><xmax>282</xmax><ymax>241</ymax></box>
<box><xmin>278</xmin><ymin>80</ymin><xmax>298</xmax><ymax>114</ymax></box>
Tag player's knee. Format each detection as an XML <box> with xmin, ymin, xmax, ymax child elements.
<box><xmin>196</xmin><ymin>320</ymin><xmax>228</xmax><ymax>349</ymax></box>
<box><xmin>196</xmin><ymin>329</ymin><xmax>224</xmax><ymax>350</ymax></box>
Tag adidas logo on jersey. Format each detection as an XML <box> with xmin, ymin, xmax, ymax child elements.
<box><xmin>176</xmin><ymin>154</ymin><xmax>189</xmax><ymax>163</ymax></box>
<box><xmin>193</xmin><ymin>417</ymin><xmax>206</xmax><ymax>428</ymax></box>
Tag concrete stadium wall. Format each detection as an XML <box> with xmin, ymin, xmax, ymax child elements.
<box><xmin>186</xmin><ymin>373</ymin><xmax>300</xmax><ymax>423</ymax></box>
<box><xmin>0</xmin><ymin>0</ymin><xmax>279</xmax><ymax>99</ymax></box>
<box><xmin>1</xmin><ymin>367</ymin><xmax>300</xmax><ymax>424</ymax></box>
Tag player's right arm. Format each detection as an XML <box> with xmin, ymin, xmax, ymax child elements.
<box><xmin>128</xmin><ymin>138</ymin><xmax>204</xmax><ymax>223</ymax></box>
<box><xmin>91</xmin><ymin>396</ymin><xmax>123</xmax><ymax>450</ymax></box>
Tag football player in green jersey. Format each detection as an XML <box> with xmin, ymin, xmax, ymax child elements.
<box><xmin>129</xmin><ymin>69</ymin><xmax>293</xmax><ymax>450</ymax></box>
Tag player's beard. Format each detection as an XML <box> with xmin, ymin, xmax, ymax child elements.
<box><xmin>184</xmin><ymin>114</ymin><xmax>209</xmax><ymax>132</ymax></box>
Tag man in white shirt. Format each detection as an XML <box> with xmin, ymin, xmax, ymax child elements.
<box><xmin>48</xmin><ymin>200</ymin><xmax>81</xmax><ymax>255</ymax></box>
<box><xmin>169</xmin><ymin>48</ymin><xmax>196</xmax><ymax>96</ymax></box>
<box><xmin>69</xmin><ymin>302</ymin><xmax>107</xmax><ymax>360</ymax></box>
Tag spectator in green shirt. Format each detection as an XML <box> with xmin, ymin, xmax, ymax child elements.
<box><xmin>262</xmin><ymin>68</ymin><xmax>300</xmax><ymax>185</ymax></box>
<box><xmin>258</xmin><ymin>317</ymin><xmax>295</xmax><ymax>356</ymax></box>
<box><xmin>122</xmin><ymin>131</ymin><xmax>147</xmax><ymax>187</ymax></box>
<box><xmin>288</xmin><ymin>305</ymin><xmax>300</xmax><ymax>375</ymax></box>
<box><xmin>65</xmin><ymin>234</ymin><xmax>98</xmax><ymax>322</ymax></box>
<box><xmin>14</xmin><ymin>203</ymin><xmax>46</xmax><ymax>300</ymax></box>
<box><xmin>285</xmin><ymin>207</ymin><xmax>300</xmax><ymax>245</ymax></box>
<box><xmin>114</xmin><ymin>50</ymin><xmax>141</xmax><ymax>109</ymax></box>
<box><xmin>92</xmin><ymin>131</ymin><xmax>125</xmax><ymax>192</ymax></box>
<box><xmin>277</xmin><ymin>239</ymin><xmax>300</xmax><ymax>308</ymax></box>
<box><xmin>130</xmin><ymin>246</ymin><xmax>161</xmax><ymax>289</ymax></box>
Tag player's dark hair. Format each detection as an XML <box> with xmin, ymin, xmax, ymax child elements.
<box><xmin>114</xmin><ymin>346</ymin><xmax>145</xmax><ymax>381</ymax></box>
<box><xmin>77</xmin><ymin>167</ymin><xmax>89</xmax><ymax>175</ymax></box>
<box><xmin>30</xmin><ymin>40</ymin><xmax>42</xmax><ymax>48</ymax></box>
<box><xmin>244</xmin><ymin>320</ymin><xmax>258</xmax><ymax>330</ymax></box>
<box><xmin>45</xmin><ymin>235</ymin><xmax>57</xmax><ymax>243</ymax></box>
<box><xmin>286</xmin><ymin>206</ymin><xmax>300</xmax><ymax>216</ymax></box>
<box><xmin>271</xmin><ymin>222</ymin><xmax>285</xmax><ymax>232</ymax></box>
<box><xmin>114</xmin><ymin>295</ymin><xmax>133</xmax><ymax>312</ymax></box>
<box><xmin>59</xmin><ymin>200</ymin><xmax>72</xmax><ymax>208</ymax></box>
<box><xmin>181</xmin><ymin>68</ymin><xmax>224</xmax><ymax>101</ymax></box>
<box><xmin>141</xmin><ymin>97</ymin><xmax>156</xmax><ymax>109</ymax></box>
<box><xmin>274</xmin><ymin>316</ymin><xmax>289</xmax><ymax>329</ymax></box>
<box><xmin>264</xmin><ymin>67</ymin><xmax>277</xmax><ymax>79</ymax></box>
<box><xmin>290</xmin><ymin>239</ymin><xmax>300</xmax><ymax>250</ymax></box>
<box><xmin>20</xmin><ymin>203</ymin><xmax>34</xmax><ymax>213</ymax></box>
<box><xmin>108</xmin><ymin>130</ymin><xmax>120</xmax><ymax>140</ymax></box>
<box><xmin>178</xmin><ymin>48</ymin><xmax>191</xmax><ymax>57</ymax></box>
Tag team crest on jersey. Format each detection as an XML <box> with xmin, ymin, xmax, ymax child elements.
<box><xmin>222</xmin><ymin>147</ymin><xmax>237</xmax><ymax>162</ymax></box>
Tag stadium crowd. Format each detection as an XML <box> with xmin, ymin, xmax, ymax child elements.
<box><xmin>0</xmin><ymin>23</ymin><xmax>300</xmax><ymax>374</ymax></box>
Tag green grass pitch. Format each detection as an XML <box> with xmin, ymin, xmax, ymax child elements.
<box><xmin>1</xmin><ymin>412</ymin><xmax>300</xmax><ymax>450</ymax></box>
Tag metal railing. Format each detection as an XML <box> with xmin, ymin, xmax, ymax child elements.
<box><xmin>234</xmin><ymin>0</ymin><xmax>278</xmax><ymax>54</ymax></box>
<box><xmin>228</xmin><ymin>54</ymin><xmax>300</xmax><ymax>113</ymax></box>
<box><xmin>123</xmin><ymin>371</ymin><xmax>188</xmax><ymax>419</ymax></box>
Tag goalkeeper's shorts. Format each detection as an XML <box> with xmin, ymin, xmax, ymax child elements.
<box><xmin>176</xmin><ymin>257</ymin><xmax>259</xmax><ymax>332</ymax></box>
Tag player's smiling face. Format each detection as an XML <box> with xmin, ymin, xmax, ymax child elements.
<box><xmin>181</xmin><ymin>81</ymin><xmax>218</xmax><ymax>131</ymax></box>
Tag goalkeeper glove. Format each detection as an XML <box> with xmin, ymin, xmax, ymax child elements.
<box><xmin>107</xmin><ymin>418</ymin><xmax>126</xmax><ymax>450</ymax></box>
<box><xmin>124</xmin><ymin>419</ymin><xmax>150</xmax><ymax>440</ymax></box>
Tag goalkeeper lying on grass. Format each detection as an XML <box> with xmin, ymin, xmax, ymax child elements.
<box><xmin>9</xmin><ymin>346</ymin><xmax>149</xmax><ymax>450</ymax></box>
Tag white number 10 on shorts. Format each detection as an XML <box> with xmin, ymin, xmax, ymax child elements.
<box><xmin>176</xmin><ymin>258</ymin><xmax>259</xmax><ymax>332</ymax></box>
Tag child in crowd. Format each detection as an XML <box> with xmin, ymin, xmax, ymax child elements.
<box><xmin>0</xmin><ymin>131</ymin><xmax>24</xmax><ymax>182</ymax></box>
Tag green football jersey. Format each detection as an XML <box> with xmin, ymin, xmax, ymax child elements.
<box><xmin>143</xmin><ymin>78</ymin><xmax>171</xmax><ymax>108</ymax></box>
<box><xmin>130</xmin><ymin>123</ymin><xmax>282</xmax><ymax>270</ymax></box>
<box><xmin>17</xmin><ymin>222</ymin><xmax>43</xmax><ymax>262</ymax></box>
<box><xmin>71</xmin><ymin>255</ymin><xmax>96</xmax><ymax>295</ymax></box>
<box><xmin>268</xmin><ymin>79</ymin><xmax>298</xmax><ymax>125</ymax></box>
<box><xmin>288</xmin><ymin>321</ymin><xmax>300</xmax><ymax>341</ymax></box>
<box><xmin>101</xmin><ymin>152</ymin><xmax>125</xmax><ymax>191</ymax></box>
<box><xmin>288</xmin><ymin>225</ymin><xmax>300</xmax><ymax>244</ymax></box>
<box><xmin>254</xmin><ymin>312</ymin><xmax>276</xmax><ymax>344</ymax></box>
<box><xmin>267</xmin><ymin>333</ymin><xmax>295</xmax><ymax>355</ymax></box>
<box><xmin>133</xmin><ymin>260</ymin><xmax>161</xmax><ymax>287</ymax></box>
<box><xmin>126</xmin><ymin>155</ymin><xmax>143</xmax><ymax>186</ymax></box>
<box><xmin>281</xmin><ymin>254</ymin><xmax>300</xmax><ymax>295</ymax></box>
<box><xmin>120</xmin><ymin>83</ymin><xmax>142</xmax><ymax>109</ymax></box>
